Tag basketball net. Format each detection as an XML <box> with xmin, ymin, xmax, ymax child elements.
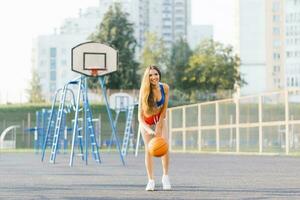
<box><xmin>91</xmin><ymin>69</ymin><xmax>98</xmax><ymax>77</ymax></box>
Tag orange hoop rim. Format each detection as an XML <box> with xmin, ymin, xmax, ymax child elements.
<box><xmin>91</xmin><ymin>68</ymin><xmax>99</xmax><ymax>77</ymax></box>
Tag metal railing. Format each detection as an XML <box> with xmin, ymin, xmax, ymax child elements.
<box><xmin>0</xmin><ymin>125</ymin><xmax>19</xmax><ymax>149</ymax></box>
<box><xmin>168</xmin><ymin>89</ymin><xmax>300</xmax><ymax>155</ymax></box>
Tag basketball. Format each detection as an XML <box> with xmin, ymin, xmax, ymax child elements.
<box><xmin>148</xmin><ymin>137</ymin><xmax>168</xmax><ymax>157</ymax></box>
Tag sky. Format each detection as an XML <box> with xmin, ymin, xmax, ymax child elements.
<box><xmin>0</xmin><ymin>0</ymin><xmax>235</xmax><ymax>104</ymax></box>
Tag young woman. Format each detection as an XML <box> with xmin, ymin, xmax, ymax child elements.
<box><xmin>138</xmin><ymin>65</ymin><xmax>171</xmax><ymax>191</ymax></box>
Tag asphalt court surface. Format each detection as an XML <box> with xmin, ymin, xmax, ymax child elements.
<box><xmin>1</xmin><ymin>152</ymin><xmax>300</xmax><ymax>199</ymax></box>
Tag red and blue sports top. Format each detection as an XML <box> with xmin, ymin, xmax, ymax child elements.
<box><xmin>143</xmin><ymin>83</ymin><xmax>165</xmax><ymax>125</ymax></box>
<box><xmin>156</xmin><ymin>83</ymin><xmax>165</xmax><ymax>107</ymax></box>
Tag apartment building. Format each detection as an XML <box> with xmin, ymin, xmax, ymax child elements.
<box><xmin>238</xmin><ymin>0</ymin><xmax>300</xmax><ymax>95</ymax></box>
<box><xmin>285</xmin><ymin>0</ymin><xmax>300</xmax><ymax>88</ymax></box>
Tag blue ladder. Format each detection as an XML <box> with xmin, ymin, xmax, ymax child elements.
<box><xmin>121</xmin><ymin>105</ymin><xmax>135</xmax><ymax>156</ymax></box>
<box><xmin>69</xmin><ymin>76</ymin><xmax>101</xmax><ymax>166</ymax></box>
<box><xmin>41</xmin><ymin>89</ymin><xmax>61</xmax><ymax>162</ymax></box>
<box><xmin>45</xmin><ymin>110</ymin><xmax>56</xmax><ymax>148</ymax></box>
<box><xmin>75</xmin><ymin>123</ymin><xmax>84</xmax><ymax>161</ymax></box>
<box><xmin>84</xmin><ymin>98</ymin><xmax>101</xmax><ymax>163</ymax></box>
<box><xmin>49</xmin><ymin>85</ymin><xmax>68</xmax><ymax>163</ymax></box>
<box><xmin>41</xmin><ymin>86</ymin><xmax>75</xmax><ymax>162</ymax></box>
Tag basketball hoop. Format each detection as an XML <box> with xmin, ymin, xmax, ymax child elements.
<box><xmin>91</xmin><ymin>69</ymin><xmax>98</xmax><ymax>77</ymax></box>
<box><xmin>71</xmin><ymin>42</ymin><xmax>118</xmax><ymax>77</ymax></box>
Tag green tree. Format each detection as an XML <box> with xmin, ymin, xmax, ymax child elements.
<box><xmin>183</xmin><ymin>39</ymin><xmax>244</xmax><ymax>98</ymax></box>
<box><xmin>140</xmin><ymin>32</ymin><xmax>169</xmax><ymax>75</ymax></box>
<box><xmin>26</xmin><ymin>68</ymin><xmax>45</xmax><ymax>103</ymax></box>
<box><xmin>89</xmin><ymin>3</ymin><xmax>139</xmax><ymax>89</ymax></box>
<box><xmin>167</xmin><ymin>37</ymin><xmax>192</xmax><ymax>90</ymax></box>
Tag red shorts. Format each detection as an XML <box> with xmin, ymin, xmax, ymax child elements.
<box><xmin>144</xmin><ymin>113</ymin><xmax>161</xmax><ymax>125</ymax></box>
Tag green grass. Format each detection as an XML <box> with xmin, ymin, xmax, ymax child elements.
<box><xmin>0</xmin><ymin>103</ymin><xmax>139</xmax><ymax>149</ymax></box>
<box><xmin>0</xmin><ymin>148</ymin><xmax>36</xmax><ymax>153</ymax></box>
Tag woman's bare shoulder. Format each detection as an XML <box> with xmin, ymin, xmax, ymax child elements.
<box><xmin>161</xmin><ymin>83</ymin><xmax>169</xmax><ymax>92</ymax></box>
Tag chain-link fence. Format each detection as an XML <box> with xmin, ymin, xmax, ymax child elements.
<box><xmin>168</xmin><ymin>89</ymin><xmax>300</xmax><ymax>155</ymax></box>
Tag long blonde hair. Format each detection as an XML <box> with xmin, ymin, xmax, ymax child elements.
<box><xmin>140</xmin><ymin>65</ymin><xmax>161</xmax><ymax>115</ymax></box>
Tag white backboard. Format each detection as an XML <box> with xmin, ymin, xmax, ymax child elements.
<box><xmin>109</xmin><ymin>93</ymin><xmax>134</xmax><ymax>111</ymax></box>
<box><xmin>71</xmin><ymin>42</ymin><xmax>118</xmax><ymax>77</ymax></box>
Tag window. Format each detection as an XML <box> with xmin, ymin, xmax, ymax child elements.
<box><xmin>273</xmin><ymin>27</ymin><xmax>280</xmax><ymax>35</ymax></box>
<box><xmin>273</xmin><ymin>65</ymin><xmax>281</xmax><ymax>72</ymax></box>
<box><xmin>163</xmin><ymin>25</ymin><xmax>172</xmax><ymax>29</ymax></box>
<box><xmin>273</xmin><ymin>65</ymin><xmax>277</xmax><ymax>72</ymax></box>
<box><xmin>50</xmin><ymin>71</ymin><xmax>56</xmax><ymax>81</ymax></box>
<box><xmin>273</xmin><ymin>53</ymin><xmax>280</xmax><ymax>60</ymax></box>
<box><xmin>273</xmin><ymin>15</ymin><xmax>280</xmax><ymax>23</ymax></box>
<box><xmin>50</xmin><ymin>48</ymin><xmax>56</xmax><ymax>58</ymax></box>
<box><xmin>50</xmin><ymin>59</ymin><xmax>56</xmax><ymax>70</ymax></box>
<box><xmin>273</xmin><ymin>39</ymin><xmax>281</xmax><ymax>47</ymax></box>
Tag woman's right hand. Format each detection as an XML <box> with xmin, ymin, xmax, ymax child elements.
<box><xmin>142</xmin><ymin>123</ymin><xmax>155</xmax><ymax>135</ymax></box>
<box><xmin>148</xmin><ymin>129</ymin><xmax>156</xmax><ymax>135</ymax></box>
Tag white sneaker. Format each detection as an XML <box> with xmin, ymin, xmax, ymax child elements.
<box><xmin>162</xmin><ymin>175</ymin><xmax>172</xmax><ymax>190</ymax></box>
<box><xmin>145</xmin><ymin>179</ymin><xmax>155</xmax><ymax>191</ymax></box>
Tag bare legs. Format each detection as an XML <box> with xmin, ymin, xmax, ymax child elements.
<box><xmin>141</xmin><ymin>119</ymin><xmax>169</xmax><ymax>180</ymax></box>
<box><xmin>160</xmin><ymin>119</ymin><xmax>169</xmax><ymax>176</ymax></box>
<box><xmin>142</xmin><ymin>132</ymin><xmax>154</xmax><ymax>180</ymax></box>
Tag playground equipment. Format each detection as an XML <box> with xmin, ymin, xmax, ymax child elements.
<box><xmin>26</xmin><ymin>109</ymin><xmax>71</xmax><ymax>154</ymax></box>
<box><xmin>35</xmin><ymin>109</ymin><xmax>52</xmax><ymax>153</ymax></box>
<box><xmin>68</xmin><ymin>76</ymin><xmax>101</xmax><ymax>166</ymax></box>
<box><xmin>109</xmin><ymin>93</ymin><xmax>136</xmax><ymax>156</ymax></box>
<box><xmin>0</xmin><ymin>125</ymin><xmax>19</xmax><ymax>149</ymax></box>
<box><xmin>41</xmin><ymin>76</ymin><xmax>101</xmax><ymax>166</ymax></box>
<box><xmin>121</xmin><ymin>104</ymin><xmax>135</xmax><ymax>156</ymax></box>
<box><xmin>41</xmin><ymin>88</ymin><xmax>76</xmax><ymax>161</ymax></box>
<box><xmin>26</xmin><ymin>109</ymin><xmax>49</xmax><ymax>154</ymax></box>
<box><xmin>42</xmin><ymin>42</ymin><xmax>125</xmax><ymax>166</ymax></box>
